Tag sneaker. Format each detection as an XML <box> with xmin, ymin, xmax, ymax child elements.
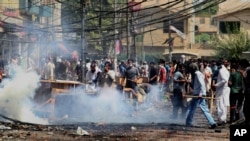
<box><xmin>209</xmin><ymin>124</ymin><xmax>217</xmax><ymax>129</ymax></box>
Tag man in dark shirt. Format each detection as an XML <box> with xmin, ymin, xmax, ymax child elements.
<box><xmin>228</xmin><ymin>65</ymin><xmax>244</xmax><ymax>123</ymax></box>
<box><xmin>125</xmin><ymin>59</ymin><xmax>139</xmax><ymax>93</ymax></box>
<box><xmin>240</xmin><ymin>59</ymin><xmax>250</xmax><ymax>125</ymax></box>
<box><xmin>171</xmin><ymin>63</ymin><xmax>189</xmax><ymax>119</ymax></box>
<box><xmin>124</xmin><ymin>59</ymin><xmax>141</xmax><ymax>112</ymax></box>
<box><xmin>98</xmin><ymin>61</ymin><xmax>115</xmax><ymax>88</ymax></box>
<box><xmin>149</xmin><ymin>62</ymin><xmax>158</xmax><ymax>85</ymax></box>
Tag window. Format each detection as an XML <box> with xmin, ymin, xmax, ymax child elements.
<box><xmin>219</xmin><ymin>21</ymin><xmax>240</xmax><ymax>34</ymax></box>
<box><xmin>200</xmin><ymin>18</ymin><xmax>205</xmax><ymax>24</ymax></box>
<box><xmin>195</xmin><ymin>25</ymin><xmax>199</xmax><ymax>32</ymax></box>
<box><xmin>163</xmin><ymin>20</ymin><xmax>184</xmax><ymax>33</ymax></box>
<box><xmin>211</xmin><ymin>18</ymin><xmax>217</xmax><ymax>26</ymax></box>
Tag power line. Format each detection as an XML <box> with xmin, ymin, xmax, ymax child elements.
<box><xmin>1</xmin><ymin>0</ymin><xmax>225</xmax><ymax>44</ymax></box>
<box><xmin>84</xmin><ymin>0</ymin><xmax>225</xmax><ymax>42</ymax></box>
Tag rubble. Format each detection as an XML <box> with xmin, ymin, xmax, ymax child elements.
<box><xmin>0</xmin><ymin>91</ymin><xmax>231</xmax><ymax>140</ymax></box>
<box><xmin>0</xmin><ymin>119</ymin><xmax>230</xmax><ymax>140</ymax></box>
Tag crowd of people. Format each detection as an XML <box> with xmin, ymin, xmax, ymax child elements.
<box><xmin>1</xmin><ymin>53</ymin><xmax>250</xmax><ymax>128</ymax></box>
<box><xmin>102</xmin><ymin>56</ymin><xmax>250</xmax><ymax>128</ymax></box>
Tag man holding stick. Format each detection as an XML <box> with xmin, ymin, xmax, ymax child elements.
<box><xmin>186</xmin><ymin>62</ymin><xmax>217</xmax><ymax>129</ymax></box>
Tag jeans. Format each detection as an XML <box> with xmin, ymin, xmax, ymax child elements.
<box><xmin>186</xmin><ymin>97</ymin><xmax>216</xmax><ymax>126</ymax></box>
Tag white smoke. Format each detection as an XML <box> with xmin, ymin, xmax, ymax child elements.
<box><xmin>0</xmin><ymin>65</ymin><xmax>48</xmax><ymax>124</ymax></box>
<box><xmin>52</xmin><ymin>85</ymin><xmax>174</xmax><ymax>124</ymax></box>
<box><xmin>0</xmin><ymin>62</ymin><xmax>176</xmax><ymax>125</ymax></box>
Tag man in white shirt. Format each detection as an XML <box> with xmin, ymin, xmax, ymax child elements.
<box><xmin>85</xmin><ymin>60</ymin><xmax>102</xmax><ymax>84</ymax></box>
<box><xmin>42</xmin><ymin>57</ymin><xmax>55</xmax><ymax>80</ymax></box>
<box><xmin>203</xmin><ymin>60</ymin><xmax>212</xmax><ymax>93</ymax></box>
<box><xmin>213</xmin><ymin>60</ymin><xmax>230</xmax><ymax>125</ymax></box>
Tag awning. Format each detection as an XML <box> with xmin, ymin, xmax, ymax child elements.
<box><xmin>163</xmin><ymin>49</ymin><xmax>216</xmax><ymax>58</ymax></box>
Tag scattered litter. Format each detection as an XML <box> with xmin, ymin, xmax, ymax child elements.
<box><xmin>0</xmin><ymin>125</ymin><xmax>11</xmax><ymax>130</ymax></box>
<box><xmin>131</xmin><ymin>126</ymin><xmax>136</xmax><ymax>130</ymax></box>
<box><xmin>47</xmin><ymin>132</ymin><xmax>53</xmax><ymax>135</ymax></box>
<box><xmin>76</xmin><ymin>126</ymin><xmax>89</xmax><ymax>136</ymax></box>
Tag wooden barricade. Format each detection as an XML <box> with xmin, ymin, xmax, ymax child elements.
<box><xmin>115</xmin><ymin>76</ymin><xmax>126</xmax><ymax>87</ymax></box>
<box><xmin>50</xmin><ymin>88</ymin><xmax>70</xmax><ymax>118</ymax></box>
<box><xmin>115</xmin><ymin>76</ymin><xmax>149</xmax><ymax>86</ymax></box>
<box><xmin>33</xmin><ymin>88</ymin><xmax>70</xmax><ymax>119</ymax></box>
<box><xmin>115</xmin><ymin>76</ymin><xmax>149</xmax><ymax>103</ymax></box>
<box><xmin>52</xmin><ymin>88</ymin><xmax>69</xmax><ymax>95</ymax></box>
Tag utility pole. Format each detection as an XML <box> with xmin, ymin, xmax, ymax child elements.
<box><xmin>132</xmin><ymin>24</ymin><xmax>136</xmax><ymax>63</ymax></box>
<box><xmin>190</xmin><ymin>0</ymin><xmax>196</xmax><ymax>49</ymax></box>
<box><xmin>81</xmin><ymin>0</ymin><xmax>86</xmax><ymax>83</ymax></box>
<box><xmin>132</xmin><ymin>17</ymin><xmax>137</xmax><ymax>64</ymax></box>
<box><xmin>142</xmin><ymin>26</ymin><xmax>145</xmax><ymax>61</ymax></box>
<box><xmin>168</xmin><ymin>25</ymin><xmax>172</xmax><ymax>63</ymax></box>
<box><xmin>126</xmin><ymin>0</ymin><xmax>130</xmax><ymax>59</ymax></box>
<box><xmin>114</xmin><ymin>0</ymin><xmax>117</xmax><ymax>73</ymax></box>
<box><xmin>168</xmin><ymin>0</ymin><xmax>172</xmax><ymax>63</ymax></box>
<box><xmin>129</xmin><ymin>0</ymin><xmax>141</xmax><ymax>65</ymax></box>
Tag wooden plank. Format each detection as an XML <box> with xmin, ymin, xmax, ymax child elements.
<box><xmin>168</xmin><ymin>93</ymin><xmax>217</xmax><ymax>100</ymax></box>
<box><xmin>40</xmin><ymin>80</ymin><xmax>83</xmax><ymax>85</ymax></box>
<box><xmin>115</xmin><ymin>76</ymin><xmax>149</xmax><ymax>85</ymax></box>
<box><xmin>209</xmin><ymin>91</ymin><xmax>215</xmax><ymax>114</ymax></box>
<box><xmin>51</xmin><ymin>88</ymin><xmax>69</xmax><ymax>94</ymax></box>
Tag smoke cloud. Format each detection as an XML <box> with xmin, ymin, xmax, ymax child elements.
<box><xmin>0</xmin><ymin>63</ymin><xmax>179</xmax><ymax>125</ymax></box>
<box><xmin>0</xmin><ymin>65</ymin><xmax>48</xmax><ymax>124</ymax></box>
<box><xmin>52</xmin><ymin>85</ymin><xmax>176</xmax><ymax>124</ymax></box>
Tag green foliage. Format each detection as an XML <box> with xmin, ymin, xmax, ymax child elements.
<box><xmin>196</xmin><ymin>5</ymin><xmax>218</xmax><ymax>16</ymax></box>
<box><xmin>220</xmin><ymin>21</ymin><xmax>240</xmax><ymax>34</ymax></box>
<box><xmin>210</xmin><ymin>29</ymin><xmax>250</xmax><ymax>60</ymax></box>
<box><xmin>61</xmin><ymin>0</ymin><xmax>127</xmax><ymax>53</ymax></box>
<box><xmin>195</xmin><ymin>33</ymin><xmax>211</xmax><ymax>43</ymax></box>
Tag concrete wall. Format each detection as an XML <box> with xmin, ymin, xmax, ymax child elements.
<box><xmin>215</xmin><ymin>9</ymin><xmax>250</xmax><ymax>35</ymax></box>
<box><xmin>195</xmin><ymin>16</ymin><xmax>217</xmax><ymax>32</ymax></box>
<box><xmin>121</xmin><ymin>0</ymin><xmax>189</xmax><ymax>57</ymax></box>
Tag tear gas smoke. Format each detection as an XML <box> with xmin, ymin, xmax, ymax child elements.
<box><xmin>0</xmin><ymin>65</ymin><xmax>48</xmax><ymax>124</ymax></box>
<box><xmin>0</xmin><ymin>65</ymin><xmax>180</xmax><ymax>125</ymax></box>
<box><xmin>0</xmin><ymin>63</ymin><xmax>179</xmax><ymax>125</ymax></box>
<box><xmin>53</xmin><ymin>85</ymin><xmax>178</xmax><ymax>124</ymax></box>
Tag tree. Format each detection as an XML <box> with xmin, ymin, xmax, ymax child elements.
<box><xmin>196</xmin><ymin>5</ymin><xmax>218</xmax><ymax>16</ymax></box>
<box><xmin>61</xmin><ymin>0</ymin><xmax>127</xmax><ymax>55</ymax></box>
<box><xmin>211</xmin><ymin>29</ymin><xmax>250</xmax><ymax>60</ymax></box>
<box><xmin>195</xmin><ymin>33</ymin><xmax>211</xmax><ymax>43</ymax></box>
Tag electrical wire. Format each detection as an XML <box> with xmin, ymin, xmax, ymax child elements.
<box><xmin>54</xmin><ymin>0</ymin><xmax>214</xmax><ymax>35</ymax></box>
<box><xmin>1</xmin><ymin>0</ymin><xmax>226</xmax><ymax>44</ymax></box>
<box><xmin>18</xmin><ymin>0</ymin><xmax>224</xmax><ymax>44</ymax></box>
<box><xmin>86</xmin><ymin>0</ymin><xmax>225</xmax><ymax>42</ymax></box>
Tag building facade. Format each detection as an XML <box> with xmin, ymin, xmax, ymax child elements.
<box><xmin>122</xmin><ymin>0</ymin><xmax>219</xmax><ymax>62</ymax></box>
<box><xmin>0</xmin><ymin>0</ymin><xmax>62</xmax><ymax>69</ymax></box>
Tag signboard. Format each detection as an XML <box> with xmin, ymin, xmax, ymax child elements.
<box><xmin>169</xmin><ymin>25</ymin><xmax>186</xmax><ymax>40</ymax></box>
<box><xmin>3</xmin><ymin>8</ymin><xmax>19</xmax><ymax>17</ymax></box>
